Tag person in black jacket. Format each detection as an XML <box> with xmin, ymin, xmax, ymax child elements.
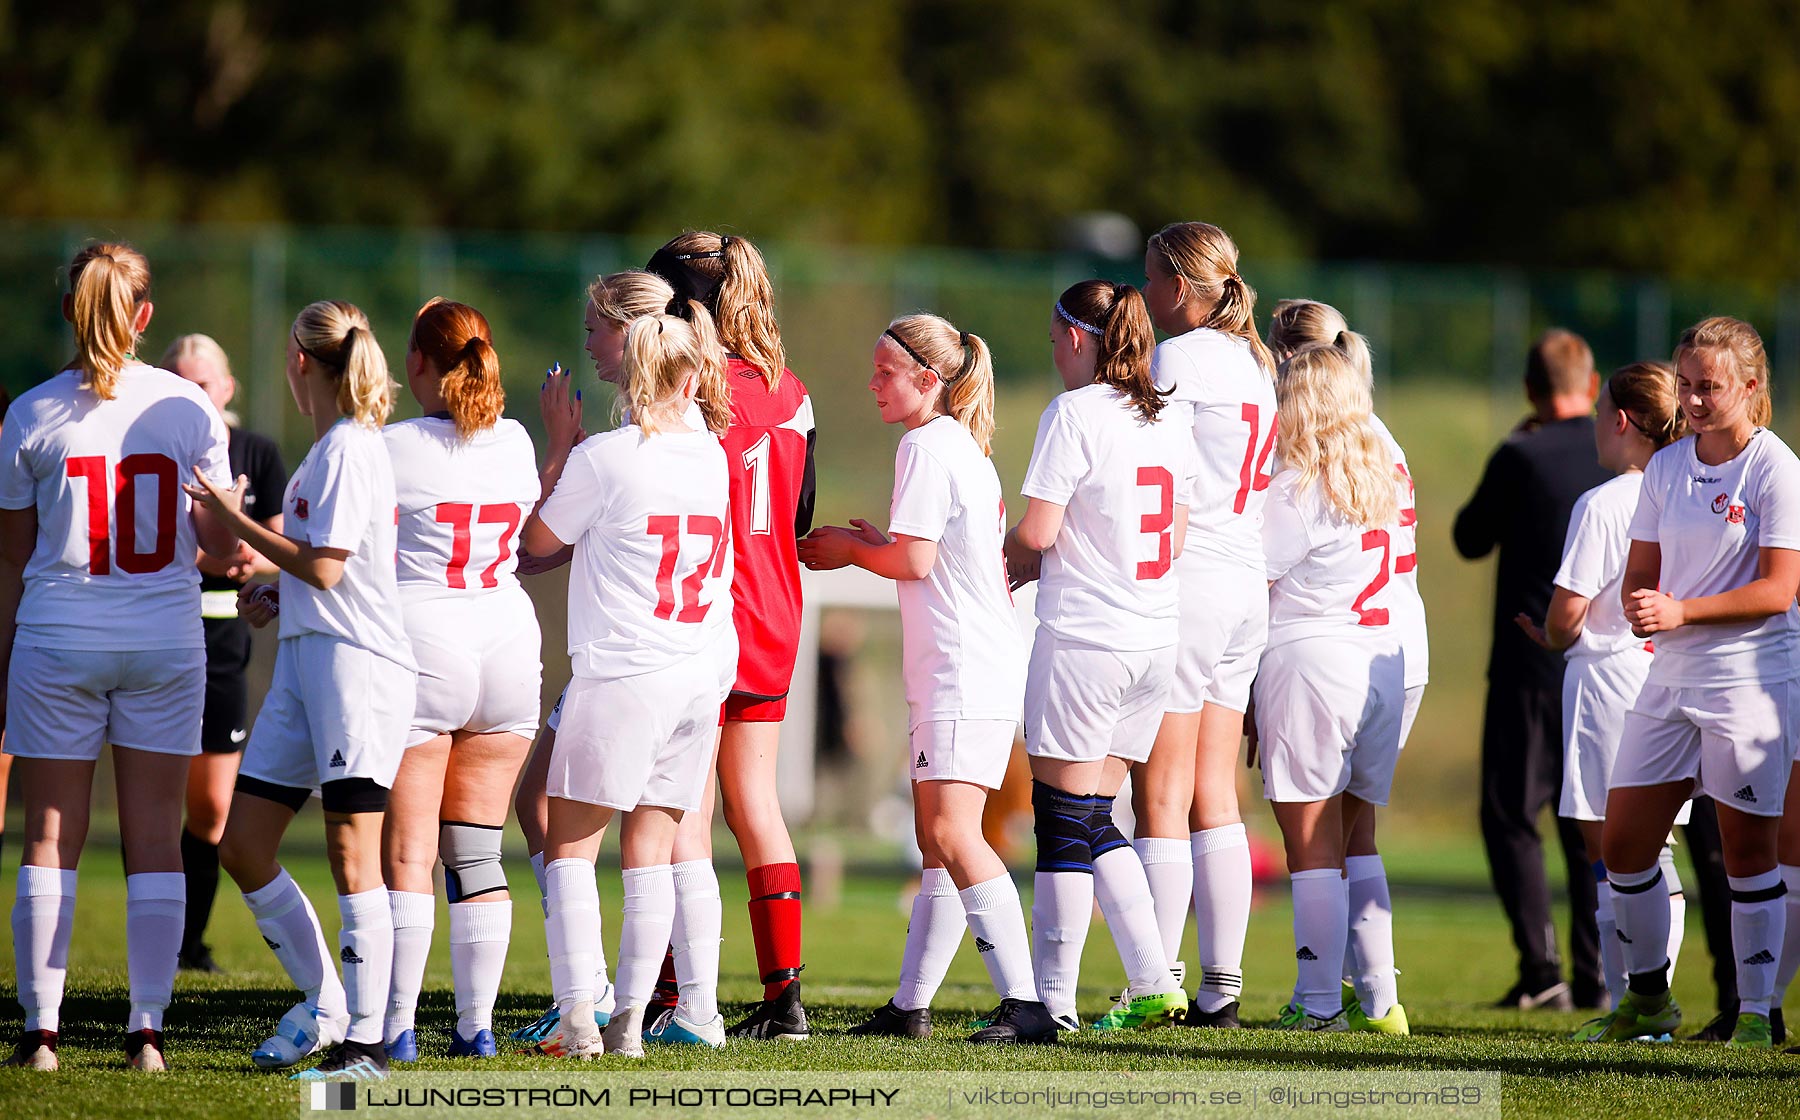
<box><xmin>1455</xmin><ymin>329</ymin><xmax>1608</xmax><ymax>1009</ymax></box>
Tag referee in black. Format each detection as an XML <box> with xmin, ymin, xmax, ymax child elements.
<box><xmin>1454</xmin><ymin>329</ymin><xmax>1608</xmax><ymax>1010</ymax></box>
<box><xmin>163</xmin><ymin>335</ymin><xmax>287</xmax><ymax>972</ymax></box>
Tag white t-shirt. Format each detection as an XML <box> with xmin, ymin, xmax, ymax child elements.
<box><xmin>538</xmin><ymin>423</ymin><xmax>731</xmax><ymax>680</ymax></box>
<box><xmin>279</xmin><ymin>419</ymin><xmax>415</xmax><ymax>669</ymax></box>
<box><xmin>1629</xmin><ymin>430</ymin><xmax>1800</xmax><ymax>686</ymax></box>
<box><xmin>1554</xmin><ymin>471</ymin><xmax>1652</xmax><ymax>660</ymax></box>
<box><xmin>385</xmin><ymin>417</ymin><xmax>540</xmax><ymax>603</ymax></box>
<box><xmin>887</xmin><ymin>416</ymin><xmax>1026</xmax><ymax>728</ymax></box>
<box><xmin>1263</xmin><ymin>471</ymin><xmax>1405</xmax><ymax>649</ymax></box>
<box><xmin>1370</xmin><ymin>414</ymin><xmax>1429</xmax><ymax>686</ymax></box>
<box><xmin>0</xmin><ymin>365</ymin><xmax>230</xmax><ymax>650</ymax></box>
<box><xmin>1021</xmin><ymin>384</ymin><xmax>1196</xmax><ymax>651</ymax></box>
<box><xmin>1151</xmin><ymin>328</ymin><xmax>1276</xmax><ymax>572</ymax></box>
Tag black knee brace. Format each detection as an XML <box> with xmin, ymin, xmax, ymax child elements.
<box><xmin>1088</xmin><ymin>793</ymin><xmax>1129</xmax><ymax>858</ymax></box>
<box><xmin>1032</xmin><ymin>780</ymin><xmax>1095</xmax><ymax>874</ymax></box>
<box><xmin>320</xmin><ymin>777</ymin><xmax>389</xmax><ymax>815</ymax></box>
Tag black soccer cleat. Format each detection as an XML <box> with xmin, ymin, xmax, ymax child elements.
<box><xmin>178</xmin><ymin>943</ymin><xmax>223</xmax><ymax>974</ymax></box>
<box><xmin>968</xmin><ymin>998</ymin><xmax>1059</xmax><ymax>1044</ymax></box>
<box><xmin>847</xmin><ymin>1000</ymin><xmax>931</xmax><ymax>1038</ymax></box>
<box><xmin>291</xmin><ymin>1038</ymin><xmax>389</xmax><ymax>1081</ymax></box>
<box><xmin>1689</xmin><ymin>1009</ymin><xmax>1737</xmax><ymax>1042</ymax></box>
<box><xmin>1183</xmin><ymin>999</ymin><xmax>1242</xmax><ymax>1029</ymax></box>
<box><xmin>1775</xmin><ymin>1006</ymin><xmax>1786</xmax><ymax>1045</ymax></box>
<box><xmin>1492</xmin><ymin>980</ymin><xmax>1573</xmax><ymax>1011</ymax></box>
<box><xmin>726</xmin><ymin>976</ymin><xmax>810</xmax><ymax>1040</ymax></box>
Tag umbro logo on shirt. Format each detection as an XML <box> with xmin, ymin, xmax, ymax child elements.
<box><xmin>974</xmin><ymin>936</ymin><xmax>996</xmax><ymax>954</ymax></box>
<box><xmin>1734</xmin><ymin>784</ymin><xmax>1758</xmax><ymax>804</ymax></box>
<box><xmin>1295</xmin><ymin>946</ymin><xmax>1318</xmax><ymax>961</ymax></box>
<box><xmin>330</xmin><ymin>750</ymin><xmax>347</xmax><ymax>768</ymax></box>
<box><xmin>1743</xmin><ymin>949</ymin><xmax>1776</xmax><ymax>966</ymax></box>
<box><xmin>341</xmin><ymin>945</ymin><xmax>364</xmax><ymax>965</ymax></box>
<box><xmin>915</xmin><ymin>752</ymin><xmax>928</xmax><ymax>769</ymax></box>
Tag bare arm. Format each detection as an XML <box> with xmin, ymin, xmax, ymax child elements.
<box><xmin>1515</xmin><ymin>586</ymin><xmax>1591</xmax><ymax>652</ymax></box>
<box><xmin>523</xmin><ymin>367</ymin><xmax>585</xmax><ymax>566</ymax></box>
<box><xmin>1004</xmin><ymin>498</ymin><xmax>1066</xmax><ymax>589</ymax></box>
<box><xmin>184</xmin><ymin>470</ymin><xmax>349</xmax><ymax>591</ymax></box>
<box><xmin>1627</xmin><ymin>545</ymin><xmax>1800</xmax><ymax>636</ymax></box>
<box><xmin>799</xmin><ymin>520</ymin><xmax>936</xmax><ymax>580</ymax></box>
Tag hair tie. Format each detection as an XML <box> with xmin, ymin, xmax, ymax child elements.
<box><xmin>720</xmin><ymin>235</ymin><xmax>733</xmax><ymax>250</ymax></box>
<box><xmin>959</xmin><ymin>331</ymin><xmax>970</xmax><ymax>348</ymax></box>
<box><xmin>1054</xmin><ymin>300</ymin><xmax>1102</xmax><ymax>336</ymax></box>
<box><xmin>883</xmin><ymin>327</ymin><xmax>933</xmax><ymax>373</ymax></box>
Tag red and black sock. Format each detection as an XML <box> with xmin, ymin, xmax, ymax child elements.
<box><xmin>651</xmin><ymin>946</ymin><xmax>679</xmax><ymax>1011</ymax></box>
<box><xmin>746</xmin><ymin>862</ymin><xmax>803</xmax><ymax>1001</ymax></box>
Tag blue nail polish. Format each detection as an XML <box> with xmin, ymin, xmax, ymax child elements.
<box><xmin>575</xmin><ymin>390</ymin><xmax>582</xmax><ymax>401</ymax></box>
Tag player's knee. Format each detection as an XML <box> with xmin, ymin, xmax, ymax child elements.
<box><xmin>1032</xmin><ymin>780</ymin><xmax>1094</xmax><ymax>874</ymax></box>
<box><xmin>440</xmin><ymin>821</ymin><xmax>508</xmax><ymax>903</ymax></box>
<box><xmin>1087</xmin><ymin>795</ymin><xmax>1129</xmax><ymax>859</ymax></box>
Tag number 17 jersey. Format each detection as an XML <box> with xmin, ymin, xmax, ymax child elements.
<box><xmin>385</xmin><ymin>416</ymin><xmax>539</xmax><ymax>603</ymax></box>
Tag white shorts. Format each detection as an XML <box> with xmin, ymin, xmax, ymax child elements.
<box><xmin>239</xmin><ymin>634</ymin><xmax>416</xmax><ymax>791</ymax></box>
<box><xmin>1398</xmin><ymin>684</ymin><xmax>1426</xmax><ymax>750</ymax></box>
<box><xmin>1170</xmin><ymin>564</ymin><xmax>1267</xmax><ymax>714</ymax></box>
<box><xmin>911</xmin><ymin>720</ymin><xmax>1016</xmax><ymax>789</ymax></box>
<box><xmin>547</xmin><ymin>659</ymin><xmax>717</xmax><ymax>812</ymax></box>
<box><xmin>1561</xmin><ymin>650</ymin><xmax>1651</xmax><ymax>821</ymax></box>
<box><xmin>405</xmin><ymin>594</ymin><xmax>543</xmax><ymax>747</ymax></box>
<box><xmin>1612</xmin><ymin>678</ymin><xmax>1800</xmax><ymax>818</ymax></box>
<box><xmin>1255</xmin><ymin>636</ymin><xmax>1405</xmax><ymax>805</ymax></box>
<box><xmin>1023</xmin><ymin>629</ymin><xmax>1173</xmax><ymax>764</ymax></box>
<box><xmin>545</xmin><ymin>630</ymin><xmax>734</xmax><ymax>736</ymax></box>
<box><xmin>5</xmin><ymin>645</ymin><xmax>206</xmax><ymax>760</ymax></box>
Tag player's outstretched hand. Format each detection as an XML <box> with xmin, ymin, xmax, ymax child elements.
<box><xmin>541</xmin><ymin>363</ymin><xmax>585</xmax><ymax>453</ymax></box>
<box><xmin>1003</xmin><ymin>529</ymin><xmax>1040</xmax><ymax>590</ymax></box>
<box><xmin>238</xmin><ymin>582</ymin><xmax>279</xmax><ymax>628</ymax></box>
<box><xmin>1513</xmin><ymin>612</ymin><xmax>1554</xmax><ymax>650</ymax></box>
<box><xmin>1624</xmin><ymin>587</ymin><xmax>1683</xmax><ymax>637</ymax></box>
<box><xmin>184</xmin><ymin>467</ymin><xmax>248</xmax><ymax>518</ymax></box>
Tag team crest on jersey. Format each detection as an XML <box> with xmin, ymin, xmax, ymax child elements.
<box><xmin>294</xmin><ymin>497</ymin><xmax>310</xmax><ymax>520</ymax></box>
<box><xmin>1728</xmin><ymin>503</ymin><xmax>1746</xmax><ymax>524</ymax></box>
<box><xmin>1711</xmin><ymin>493</ymin><xmax>1729</xmax><ymax>514</ymax></box>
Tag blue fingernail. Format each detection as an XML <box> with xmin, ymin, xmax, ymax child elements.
<box><xmin>575</xmin><ymin>390</ymin><xmax>582</xmax><ymax>401</ymax></box>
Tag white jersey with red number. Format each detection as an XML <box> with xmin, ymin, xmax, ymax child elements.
<box><xmin>385</xmin><ymin>417</ymin><xmax>539</xmax><ymax>603</ymax></box>
<box><xmin>1262</xmin><ymin>470</ymin><xmax>1405</xmax><ymax>649</ymax></box>
<box><xmin>1021</xmin><ymin>384</ymin><xmax>1196</xmax><ymax>652</ymax></box>
<box><xmin>279</xmin><ymin>419</ymin><xmax>415</xmax><ymax>669</ymax></box>
<box><xmin>0</xmin><ymin>365</ymin><xmax>229</xmax><ymax>651</ymax></box>
<box><xmin>1370</xmin><ymin>414</ymin><xmax>1429</xmax><ymax>686</ymax></box>
<box><xmin>887</xmin><ymin>416</ymin><xmax>1026</xmax><ymax>728</ymax></box>
<box><xmin>538</xmin><ymin>423</ymin><xmax>731</xmax><ymax>680</ymax></box>
<box><xmin>1151</xmin><ymin>328</ymin><xmax>1276</xmax><ymax>572</ymax></box>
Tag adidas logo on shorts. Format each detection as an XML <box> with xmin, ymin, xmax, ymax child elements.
<box><xmin>1295</xmin><ymin>946</ymin><xmax>1318</xmax><ymax>961</ymax></box>
<box><xmin>1733</xmin><ymin>784</ymin><xmax>1757</xmax><ymax>804</ymax></box>
<box><xmin>1742</xmin><ymin>948</ymin><xmax>1776</xmax><ymax>966</ymax></box>
<box><xmin>341</xmin><ymin>944</ymin><xmax>364</xmax><ymax>965</ymax></box>
<box><xmin>974</xmin><ymin>936</ymin><xmax>996</xmax><ymax>954</ymax></box>
<box><xmin>330</xmin><ymin>750</ymin><xmax>347</xmax><ymax>769</ymax></box>
<box><xmin>915</xmin><ymin>752</ymin><xmax>928</xmax><ymax>769</ymax></box>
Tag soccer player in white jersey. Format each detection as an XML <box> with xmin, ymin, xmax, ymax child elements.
<box><xmin>1139</xmin><ymin>222</ymin><xmax>1278</xmax><ymax>1028</ymax></box>
<box><xmin>1266</xmin><ymin>301</ymin><xmax>1426</xmax><ymax>1034</ymax></box>
<box><xmin>1513</xmin><ymin>361</ymin><xmax>1692</xmax><ymax>1036</ymax></box>
<box><xmin>521</xmin><ymin>306</ymin><xmax>733</xmax><ymax>1060</ymax></box>
<box><xmin>1005</xmin><ymin>281</ymin><xmax>1196</xmax><ymax>1037</ymax></box>
<box><xmin>800</xmin><ymin>313</ymin><xmax>1047</xmax><ymax>1043</ymax></box>
<box><xmin>187</xmin><ymin>300</ymin><xmax>417</xmax><ymax>1079</ymax></box>
<box><xmin>1598</xmin><ymin>317</ymin><xmax>1800</xmax><ymax>1049</ymax></box>
<box><xmin>0</xmin><ymin>243</ymin><xmax>235</xmax><ymax>1072</ymax></box>
<box><xmin>379</xmin><ymin>298</ymin><xmax>543</xmax><ymax>1061</ymax></box>
<box><xmin>1254</xmin><ymin>344</ymin><xmax>1407</xmax><ymax>1032</ymax></box>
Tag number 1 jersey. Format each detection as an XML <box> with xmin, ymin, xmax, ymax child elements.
<box><xmin>385</xmin><ymin>416</ymin><xmax>539</xmax><ymax>603</ymax></box>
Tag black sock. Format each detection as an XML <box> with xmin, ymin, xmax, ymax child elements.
<box><xmin>179</xmin><ymin>827</ymin><xmax>220</xmax><ymax>957</ymax></box>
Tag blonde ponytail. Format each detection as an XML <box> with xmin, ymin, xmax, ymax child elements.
<box><xmin>622</xmin><ymin>304</ymin><xmax>728</xmax><ymax>438</ymax></box>
<box><xmin>883</xmin><ymin>313</ymin><xmax>997</xmax><ymax>455</ymax></box>
<box><xmin>1147</xmin><ymin>222</ymin><xmax>1275</xmax><ymax>378</ymax></box>
<box><xmin>1275</xmin><ymin>344</ymin><xmax>1400</xmax><ymax>529</ymax></box>
<box><xmin>293</xmin><ymin>300</ymin><xmax>394</xmax><ymax>429</ymax></box>
<box><xmin>66</xmin><ymin>242</ymin><xmax>152</xmax><ymax>400</ymax></box>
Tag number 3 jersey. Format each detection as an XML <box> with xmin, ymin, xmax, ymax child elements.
<box><xmin>385</xmin><ymin>416</ymin><xmax>539</xmax><ymax>604</ymax></box>
<box><xmin>538</xmin><ymin>423</ymin><xmax>732</xmax><ymax>680</ymax></box>
<box><xmin>0</xmin><ymin>365</ymin><xmax>229</xmax><ymax>650</ymax></box>
<box><xmin>1262</xmin><ymin>470</ymin><xmax>1405</xmax><ymax>648</ymax></box>
<box><xmin>1021</xmin><ymin>383</ymin><xmax>1197</xmax><ymax>652</ymax></box>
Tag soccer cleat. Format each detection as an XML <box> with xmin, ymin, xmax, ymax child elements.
<box><xmin>125</xmin><ymin>1029</ymin><xmax>167</xmax><ymax>1071</ymax></box>
<box><xmin>178</xmin><ymin>943</ymin><xmax>223</xmax><ymax>974</ymax></box>
<box><xmin>1346</xmin><ymin>1001</ymin><xmax>1410</xmax><ymax>1035</ymax></box>
<box><xmin>1774</xmin><ymin>1007</ymin><xmax>1787</xmax><ymax>1045</ymax></box>
<box><xmin>1112</xmin><ymin>962</ymin><xmax>1188</xmax><ymax>1011</ymax></box>
<box><xmin>601</xmin><ymin>1005</ymin><xmax>647</xmax><ymax>1058</ymax></box>
<box><xmin>540</xmin><ymin>1003</ymin><xmax>605</xmax><ymax>1061</ymax></box>
<box><xmin>847</xmin><ymin>1000</ymin><xmax>932</xmax><ymax>1038</ymax></box>
<box><xmin>384</xmin><ymin>1029</ymin><xmax>418</xmax><ymax>1063</ymax></box>
<box><xmin>968</xmin><ymin>999</ymin><xmax>1060</xmax><ymax>1044</ymax></box>
<box><xmin>1274</xmin><ymin>1001</ymin><xmax>1351</xmax><ymax>1032</ymax></box>
<box><xmin>1183</xmin><ymin>999</ymin><xmax>1242</xmax><ymax>1029</ymax></box>
<box><xmin>1588</xmin><ymin>989</ymin><xmax>1682</xmax><ymax>1042</ymax></box>
<box><xmin>291</xmin><ymin>1039</ymin><xmax>389</xmax><ymax>1081</ymax></box>
<box><xmin>1571</xmin><ymin>1015</ymin><xmax>1613</xmax><ymax>1042</ymax></box>
<box><xmin>1089</xmin><ymin>988</ymin><xmax>1189</xmax><ymax>1031</ymax></box>
<box><xmin>726</xmin><ymin>978</ymin><xmax>810</xmax><ymax>1040</ymax></box>
<box><xmin>644</xmin><ymin>1008</ymin><xmax>726</xmax><ymax>1048</ymax></box>
<box><xmin>1493</xmin><ymin>980</ymin><xmax>1573</xmax><ymax>1011</ymax></box>
<box><xmin>512</xmin><ymin>1004</ymin><xmax>561</xmax><ymax>1045</ymax></box>
<box><xmin>1728</xmin><ymin>1012</ymin><xmax>1773</xmax><ymax>1049</ymax></box>
<box><xmin>447</xmin><ymin>1028</ymin><xmax>497</xmax><ymax>1058</ymax></box>
<box><xmin>1688</xmin><ymin>1010</ymin><xmax>1736</xmax><ymax>1042</ymax></box>
<box><xmin>5</xmin><ymin>1029</ymin><xmax>58</xmax><ymax>1070</ymax></box>
<box><xmin>252</xmin><ymin>1003</ymin><xmax>347</xmax><ymax>1069</ymax></box>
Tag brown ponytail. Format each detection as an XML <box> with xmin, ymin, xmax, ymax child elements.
<box><xmin>1147</xmin><ymin>222</ymin><xmax>1275</xmax><ymax>378</ymax></box>
<box><xmin>66</xmin><ymin>242</ymin><xmax>152</xmax><ymax>400</ymax></box>
<box><xmin>1057</xmin><ymin>280</ymin><xmax>1169</xmax><ymax>422</ymax></box>
<box><xmin>1607</xmin><ymin>360</ymin><xmax>1684</xmax><ymax>449</ymax></box>
<box><xmin>411</xmin><ymin>297</ymin><xmax>504</xmax><ymax>439</ymax></box>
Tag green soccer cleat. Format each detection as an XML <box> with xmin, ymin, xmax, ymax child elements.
<box><xmin>1570</xmin><ymin>1014</ymin><xmax>1613</xmax><ymax>1042</ymax></box>
<box><xmin>1589</xmin><ymin>989</ymin><xmax>1681</xmax><ymax>1042</ymax></box>
<box><xmin>1089</xmin><ymin>989</ymin><xmax>1188</xmax><ymax>1031</ymax></box>
<box><xmin>1346</xmin><ymin>1001</ymin><xmax>1410</xmax><ymax>1035</ymax></box>
<box><xmin>1728</xmin><ymin>1012</ymin><xmax>1773</xmax><ymax>1049</ymax></box>
<box><xmin>1274</xmin><ymin>1001</ymin><xmax>1351</xmax><ymax>1032</ymax></box>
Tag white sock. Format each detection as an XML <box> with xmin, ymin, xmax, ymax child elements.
<box><xmin>530</xmin><ymin>852</ymin><xmax>549</xmax><ymax>919</ymax></box>
<box><xmin>616</xmin><ymin>865</ymin><xmax>676</xmax><ymax>1012</ymax></box>
<box><xmin>1344</xmin><ymin>855</ymin><xmax>1396</xmax><ymax>1019</ymax></box>
<box><xmin>1660</xmin><ymin>847</ymin><xmax>1686</xmax><ymax>991</ymax></box>
<box><xmin>124</xmin><ymin>872</ymin><xmax>185</xmax><ymax>1033</ymax></box>
<box><xmin>338</xmin><ymin>889</ymin><xmax>394</xmax><ymax>1045</ymax></box>
<box><xmin>1611</xmin><ymin>863</ymin><xmax>1672</xmax><ymax>991</ymax></box>
<box><xmin>13</xmin><ymin>866</ymin><xmax>77</xmax><ymax>1033</ymax></box>
<box><xmin>385</xmin><ymin>890</ymin><xmax>435</xmax><ymax>1042</ymax></box>
<box><xmin>1773</xmin><ymin>866</ymin><xmax>1800</xmax><ymax>1010</ymax></box>
<box><xmin>545</xmin><ymin>858</ymin><xmax>600</xmax><ymax>1017</ymax></box>
<box><xmin>1032</xmin><ymin>869</ymin><xmax>1093</xmax><ymax>1024</ymax></box>
<box><xmin>670</xmin><ymin>859</ymin><xmax>722</xmax><ymax>1022</ymax></box>
<box><xmin>1132</xmin><ymin>836</ymin><xmax>1192</xmax><ymax>965</ymax></box>
<box><xmin>960</xmin><ymin>874</ymin><xmax>1035</xmax><ymax>1001</ymax></box>
<box><xmin>1594</xmin><ymin>871</ymin><xmax>1627</xmax><ymax>1010</ymax></box>
<box><xmin>1190</xmin><ymin>825</ymin><xmax>1250</xmax><ymax>1012</ymax></box>
<box><xmin>1290</xmin><ymin>869</ymin><xmax>1349</xmax><ymax>1018</ymax></box>
<box><xmin>1094</xmin><ymin>846</ymin><xmax>1177</xmax><ymax>994</ymax></box>
<box><xmin>243</xmin><ymin>868</ymin><xmax>345</xmax><ymax>1020</ymax></box>
<box><xmin>449</xmin><ymin>900</ymin><xmax>511</xmax><ymax>1036</ymax></box>
<box><xmin>1730</xmin><ymin>868</ymin><xmax>1786</xmax><ymax>1017</ymax></box>
<box><xmin>894</xmin><ymin>869</ymin><xmax>965</xmax><ymax>1011</ymax></box>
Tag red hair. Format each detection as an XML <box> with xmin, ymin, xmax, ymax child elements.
<box><xmin>411</xmin><ymin>298</ymin><xmax>504</xmax><ymax>438</ymax></box>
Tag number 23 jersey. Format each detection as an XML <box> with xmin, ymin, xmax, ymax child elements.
<box><xmin>385</xmin><ymin>416</ymin><xmax>539</xmax><ymax>603</ymax></box>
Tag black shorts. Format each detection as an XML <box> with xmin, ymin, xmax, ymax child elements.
<box><xmin>201</xmin><ymin>616</ymin><xmax>252</xmax><ymax>753</ymax></box>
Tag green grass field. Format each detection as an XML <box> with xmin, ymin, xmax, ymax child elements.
<box><xmin>2</xmin><ymin>829</ymin><xmax>1797</xmax><ymax>1119</ymax></box>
